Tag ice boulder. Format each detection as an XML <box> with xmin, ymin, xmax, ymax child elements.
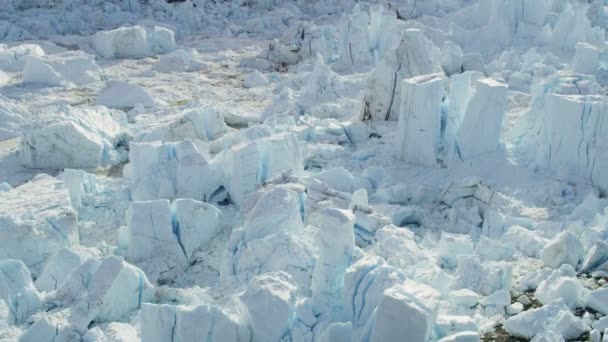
<box><xmin>149</xmin><ymin>26</ymin><xmax>176</xmax><ymax>55</ymax></box>
<box><xmin>309</xmin><ymin>208</ymin><xmax>355</xmax><ymax>313</ymax></box>
<box><xmin>34</xmin><ymin>248</ymin><xmax>91</xmax><ymax>292</ymax></box>
<box><xmin>370</xmin><ymin>282</ymin><xmax>440</xmax><ymax>342</ymax></box>
<box><xmin>501</xmin><ymin>225</ymin><xmax>547</xmax><ymax>258</ymax></box>
<box><xmin>58</xmin><ymin>169</ymin><xmax>130</xmax><ymax>232</ymax></box>
<box><xmin>142</xmin><ymin>302</ymin><xmax>249</xmax><ymax>342</ymax></box>
<box><xmin>440</xmin><ymin>41</ymin><xmax>464</xmax><ymax>76</ymax></box>
<box><xmin>535</xmin><ymin>265</ymin><xmax>584</xmax><ymax>309</ymax></box>
<box><xmin>504</xmin><ymin>299</ymin><xmax>585</xmax><ymax>340</ymax></box>
<box><xmin>84</xmin><ymin>256</ymin><xmax>153</xmax><ymax>323</ymax></box>
<box><xmin>0</xmin><ymin>175</ymin><xmax>78</xmax><ymax>273</ymax></box>
<box><xmin>154</xmin><ymin>49</ymin><xmax>208</xmax><ymax>73</ymax></box>
<box><xmin>439</xmin><ymin>232</ymin><xmax>474</xmax><ymax>268</ymax></box>
<box><xmin>362</xmin><ymin>28</ymin><xmax>441</xmax><ymax>121</ymax></box>
<box><xmin>0</xmin><ymin>44</ymin><xmax>44</xmax><ymax>72</ymax></box>
<box><xmin>451</xmin><ymin>257</ymin><xmax>512</xmax><ymax>296</ymax></box>
<box><xmin>573</xmin><ymin>43</ymin><xmax>600</xmax><ymax>75</ymax></box>
<box><xmin>223</xmin><ymin>184</ymin><xmax>315</xmax><ymax>292</ymax></box>
<box><xmin>0</xmin><ymin>94</ymin><xmax>30</xmax><ymax>140</ymax></box>
<box><xmin>92</xmin><ymin>25</ymin><xmax>175</xmax><ymax>59</ymax></box>
<box><xmin>239</xmin><ymin>272</ymin><xmax>298</xmax><ymax>342</ymax></box>
<box><xmin>128</xmin><ymin>139</ymin><xmax>220</xmax><ymax>202</ymax></box>
<box><xmin>22</xmin><ymin>51</ymin><xmax>102</xmax><ymax>87</ymax></box>
<box><xmin>336</xmin><ymin>5</ymin><xmax>372</xmax><ymax>68</ymax></box>
<box><xmin>244</xmin><ymin>70</ymin><xmax>269</xmax><ymax>88</ymax></box>
<box><xmin>438</xmin><ymin>332</ymin><xmax>480</xmax><ymax>342</ymax></box>
<box><xmin>134</xmin><ymin>108</ymin><xmax>227</xmax><ymax>143</ymax></box>
<box><xmin>521</xmin><ymin>95</ymin><xmax>608</xmax><ymax>192</ymax></box>
<box><xmin>21</xmin><ymin>106</ymin><xmax>126</xmax><ymax>170</ymax></box>
<box><xmin>127</xmin><ymin>199</ymin><xmax>220</xmax><ymax>281</ymax></box>
<box><xmin>51</xmin><ymin>256</ymin><xmax>153</xmax><ymax>324</ymax></box>
<box><xmin>342</xmin><ymin>255</ymin><xmax>407</xmax><ymax>328</ymax></box>
<box><xmin>540</xmin><ymin>232</ymin><xmax>584</xmax><ymax>269</ymax></box>
<box><xmin>0</xmin><ymin>259</ymin><xmax>42</xmax><ymax>324</ymax></box>
<box><xmin>394</xmin><ymin>74</ymin><xmax>506</xmax><ymax>166</ymax></box>
<box><xmin>395</xmin><ymin>73</ymin><xmax>446</xmax><ymax>167</ymax></box>
<box><xmin>585</xmin><ymin>288</ymin><xmax>608</xmax><ymax>315</ymax></box>
<box><xmin>171</xmin><ymin>198</ymin><xmax>222</xmax><ymax>259</ymax></box>
<box><xmin>96</xmin><ymin>80</ymin><xmax>155</xmax><ymax>109</ymax></box>
<box><xmin>453</xmin><ymin>78</ymin><xmax>507</xmax><ymax>160</ymax></box>
<box><xmin>223</xmin><ymin>132</ymin><xmax>304</xmax><ymax>207</ymax></box>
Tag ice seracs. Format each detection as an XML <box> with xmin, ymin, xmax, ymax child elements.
<box><xmin>0</xmin><ymin>175</ymin><xmax>78</xmax><ymax>274</ymax></box>
<box><xmin>96</xmin><ymin>80</ymin><xmax>156</xmax><ymax>109</ymax></box>
<box><xmin>20</xmin><ymin>106</ymin><xmax>126</xmax><ymax>170</ymax></box>
<box><xmin>92</xmin><ymin>25</ymin><xmax>175</xmax><ymax>59</ymax></box>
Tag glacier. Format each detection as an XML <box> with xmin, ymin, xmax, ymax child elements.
<box><xmin>1</xmin><ymin>0</ymin><xmax>608</xmax><ymax>341</ymax></box>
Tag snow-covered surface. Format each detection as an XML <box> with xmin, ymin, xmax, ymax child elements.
<box><xmin>1</xmin><ymin>0</ymin><xmax>608</xmax><ymax>341</ymax></box>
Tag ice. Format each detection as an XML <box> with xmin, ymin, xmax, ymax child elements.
<box><xmin>92</xmin><ymin>25</ymin><xmax>175</xmax><ymax>59</ymax></box>
<box><xmin>370</xmin><ymin>283</ymin><xmax>437</xmax><ymax>342</ymax></box>
<box><xmin>573</xmin><ymin>43</ymin><xmax>600</xmax><ymax>75</ymax></box>
<box><xmin>154</xmin><ymin>49</ymin><xmax>207</xmax><ymax>73</ymax></box>
<box><xmin>0</xmin><ymin>175</ymin><xmax>78</xmax><ymax>274</ymax></box>
<box><xmin>149</xmin><ymin>26</ymin><xmax>176</xmax><ymax>55</ymax></box>
<box><xmin>504</xmin><ymin>299</ymin><xmax>586</xmax><ymax>340</ymax></box>
<box><xmin>394</xmin><ymin>75</ymin><xmax>506</xmax><ymax>166</ymax></box>
<box><xmin>141</xmin><ymin>302</ymin><xmax>249</xmax><ymax>342</ymax></box>
<box><xmin>395</xmin><ymin>73</ymin><xmax>446</xmax><ymax>167</ymax></box>
<box><xmin>53</xmin><ymin>256</ymin><xmax>153</xmax><ymax>321</ymax></box>
<box><xmin>436</xmin><ymin>315</ymin><xmax>478</xmax><ymax>339</ymax></box>
<box><xmin>440</xmin><ymin>41</ymin><xmax>464</xmax><ymax>76</ymax></box>
<box><xmin>244</xmin><ymin>70</ymin><xmax>269</xmax><ymax>88</ymax></box>
<box><xmin>309</xmin><ymin>208</ymin><xmax>355</xmax><ymax>313</ymax></box>
<box><xmin>585</xmin><ymin>288</ymin><xmax>608</xmax><ymax>315</ymax></box>
<box><xmin>239</xmin><ymin>271</ymin><xmax>298</xmax><ymax>342</ymax></box>
<box><xmin>449</xmin><ymin>289</ymin><xmax>481</xmax><ymax>308</ymax></box>
<box><xmin>0</xmin><ymin>94</ymin><xmax>30</xmax><ymax>140</ymax></box>
<box><xmin>128</xmin><ymin>139</ymin><xmax>219</xmax><ymax>202</ymax></box>
<box><xmin>501</xmin><ymin>225</ymin><xmax>547</xmax><ymax>258</ymax></box>
<box><xmin>84</xmin><ymin>256</ymin><xmax>153</xmax><ymax>323</ymax></box>
<box><xmin>0</xmin><ymin>43</ymin><xmax>44</xmax><ymax>72</ymax></box>
<box><xmin>453</xmin><ymin>78</ymin><xmax>507</xmax><ymax>160</ymax></box>
<box><xmin>363</xmin><ymin>28</ymin><xmax>441</xmax><ymax>121</ymax></box>
<box><xmin>336</xmin><ymin>5</ymin><xmax>372</xmax><ymax>68</ymax></box>
<box><xmin>534</xmin><ymin>265</ymin><xmax>584</xmax><ymax>309</ymax></box>
<box><xmin>97</xmin><ymin>80</ymin><xmax>156</xmax><ymax>109</ymax></box>
<box><xmin>134</xmin><ymin>108</ymin><xmax>227</xmax><ymax>143</ymax></box>
<box><xmin>35</xmin><ymin>248</ymin><xmax>91</xmax><ymax>292</ymax></box>
<box><xmin>22</xmin><ymin>51</ymin><xmax>102</xmax><ymax>87</ymax></box>
<box><xmin>223</xmin><ymin>132</ymin><xmax>303</xmax><ymax>207</ymax></box>
<box><xmin>580</xmin><ymin>240</ymin><xmax>608</xmax><ymax>274</ymax></box>
<box><xmin>21</xmin><ymin>106</ymin><xmax>125</xmax><ymax>170</ymax></box>
<box><xmin>438</xmin><ymin>331</ymin><xmax>480</xmax><ymax>342</ymax></box>
<box><xmin>519</xmin><ymin>94</ymin><xmax>608</xmax><ymax>193</ymax></box>
<box><xmin>451</xmin><ymin>257</ymin><xmax>512</xmax><ymax>296</ymax></box>
<box><xmin>59</xmin><ymin>169</ymin><xmax>130</xmax><ymax>232</ymax></box>
<box><xmin>127</xmin><ymin>199</ymin><xmax>219</xmax><ymax>280</ymax></box>
<box><xmin>439</xmin><ymin>232</ymin><xmax>474</xmax><ymax>268</ymax></box>
<box><xmin>0</xmin><ymin>259</ymin><xmax>42</xmax><ymax>324</ymax></box>
<box><xmin>540</xmin><ymin>232</ymin><xmax>584</xmax><ymax>269</ymax></box>
<box><xmin>342</xmin><ymin>255</ymin><xmax>406</xmax><ymax>328</ymax></box>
